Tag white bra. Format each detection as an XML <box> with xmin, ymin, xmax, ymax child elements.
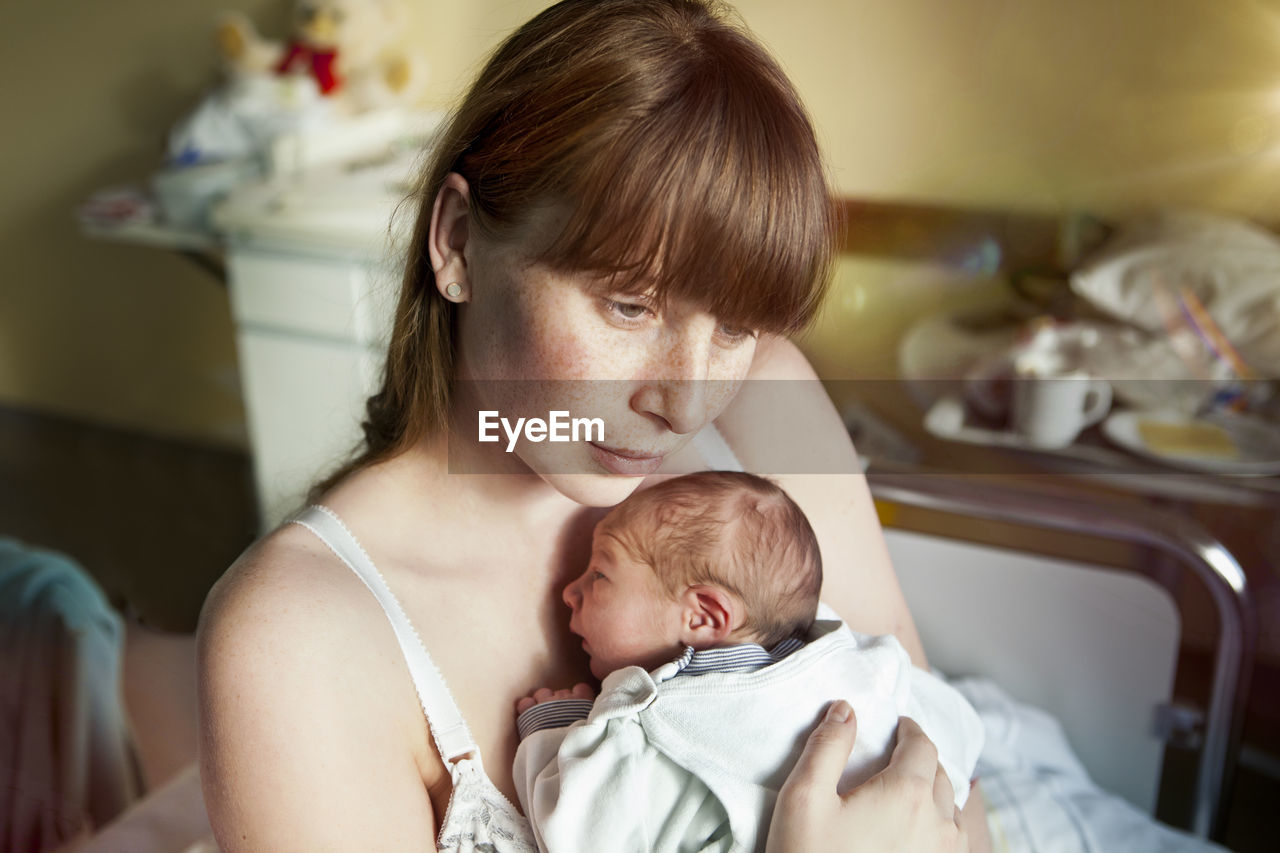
<box><xmin>291</xmin><ymin>424</ymin><xmax>743</xmax><ymax>851</ymax></box>
<box><xmin>292</xmin><ymin>505</ymin><xmax>536</xmax><ymax>852</ymax></box>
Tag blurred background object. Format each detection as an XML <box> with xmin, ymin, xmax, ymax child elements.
<box><xmin>0</xmin><ymin>540</ymin><xmax>136</xmax><ymax>852</ymax></box>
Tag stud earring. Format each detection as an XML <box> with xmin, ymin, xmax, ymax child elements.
<box><xmin>445</xmin><ymin>282</ymin><xmax>463</xmax><ymax>299</ymax></box>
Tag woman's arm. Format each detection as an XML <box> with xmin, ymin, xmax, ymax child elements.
<box><xmin>720</xmin><ymin>335</ymin><xmax>927</xmax><ymax>665</ymax></box>
<box><xmin>197</xmin><ymin>544</ymin><xmax>441</xmax><ymax>852</ymax></box>
<box><xmin>728</xmin><ymin>337</ymin><xmax>993</xmax><ymax>853</ymax></box>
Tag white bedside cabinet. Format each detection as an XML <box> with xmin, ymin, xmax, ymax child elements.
<box><xmin>81</xmin><ymin>109</ymin><xmax>442</xmax><ymax>531</ymax></box>
<box><xmin>213</xmin><ymin>152</ymin><xmax>415</xmax><ymax>530</ymax></box>
<box><xmin>224</xmin><ymin>246</ymin><xmax>398</xmax><ymax>529</ymax></box>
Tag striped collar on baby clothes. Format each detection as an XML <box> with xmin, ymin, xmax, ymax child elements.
<box><xmin>515</xmin><ymin>637</ymin><xmax>807</xmax><ymax>739</ymax></box>
<box><xmin>671</xmin><ymin>635</ymin><xmax>805</xmax><ymax>677</ymax></box>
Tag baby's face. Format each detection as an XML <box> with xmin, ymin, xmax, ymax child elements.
<box><xmin>562</xmin><ymin>526</ymin><xmax>686</xmax><ymax>679</ymax></box>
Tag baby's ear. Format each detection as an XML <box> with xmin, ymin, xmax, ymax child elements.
<box><xmin>680</xmin><ymin>585</ymin><xmax>742</xmax><ymax>649</ymax></box>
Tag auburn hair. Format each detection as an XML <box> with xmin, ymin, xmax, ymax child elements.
<box><xmin>599</xmin><ymin>471</ymin><xmax>823</xmax><ymax>647</ymax></box>
<box><xmin>312</xmin><ymin>0</ymin><xmax>835</xmax><ymax>498</ymax></box>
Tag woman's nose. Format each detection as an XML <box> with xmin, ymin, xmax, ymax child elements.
<box><xmin>632</xmin><ymin>379</ymin><xmax>709</xmax><ymax>435</ymax></box>
<box><xmin>632</xmin><ymin>333</ymin><xmax>714</xmax><ymax>435</ymax></box>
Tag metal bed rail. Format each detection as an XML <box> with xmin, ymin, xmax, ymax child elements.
<box><xmin>867</xmin><ymin>471</ymin><xmax>1257</xmax><ymax>841</ymax></box>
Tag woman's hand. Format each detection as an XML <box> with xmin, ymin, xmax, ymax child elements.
<box><xmin>514</xmin><ymin>682</ymin><xmax>595</xmax><ymax>715</ymax></box>
<box><xmin>767</xmin><ymin>702</ymin><xmax>969</xmax><ymax>853</ymax></box>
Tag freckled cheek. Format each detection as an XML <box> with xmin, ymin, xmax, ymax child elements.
<box><xmin>536</xmin><ymin>320</ymin><xmax>634</xmax><ymax>382</ymax></box>
<box><xmin>497</xmin><ymin>298</ymin><xmax>610</xmax><ymax>382</ymax></box>
<box><xmin>701</xmin><ymin>351</ymin><xmax>753</xmax><ymax>418</ymax></box>
<box><xmin>700</xmin><ymin>375</ymin><xmax>739</xmax><ymax>417</ymax></box>
<box><xmin>535</xmin><ymin>334</ymin><xmax>593</xmax><ymax>380</ymax></box>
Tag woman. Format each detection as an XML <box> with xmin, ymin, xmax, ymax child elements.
<box><xmin>199</xmin><ymin>1</ymin><xmax>987</xmax><ymax>850</ymax></box>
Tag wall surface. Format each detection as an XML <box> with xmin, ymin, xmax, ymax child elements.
<box><xmin>5</xmin><ymin>1</ymin><xmax>1280</xmax><ymax>443</ymax></box>
<box><xmin>0</xmin><ymin>1</ymin><xmax>290</xmax><ymax>446</ymax></box>
<box><xmin>735</xmin><ymin>0</ymin><xmax>1280</xmax><ymax>217</ymax></box>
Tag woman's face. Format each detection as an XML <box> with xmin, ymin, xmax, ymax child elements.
<box><xmin>451</xmin><ymin>203</ymin><xmax>758</xmax><ymax>507</ymax></box>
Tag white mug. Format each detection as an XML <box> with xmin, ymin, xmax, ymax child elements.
<box><xmin>1011</xmin><ymin>369</ymin><xmax>1112</xmax><ymax>448</ymax></box>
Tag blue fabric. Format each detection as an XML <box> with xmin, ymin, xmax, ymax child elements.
<box><xmin>1</xmin><ymin>537</ymin><xmax>136</xmax><ymax>851</ymax></box>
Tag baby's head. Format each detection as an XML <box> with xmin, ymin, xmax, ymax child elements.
<box><xmin>562</xmin><ymin>471</ymin><xmax>823</xmax><ymax>679</ymax></box>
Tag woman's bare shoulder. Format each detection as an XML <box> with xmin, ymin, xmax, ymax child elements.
<box><xmin>197</xmin><ymin>523</ymin><xmax>379</xmax><ymax>719</ymax></box>
<box><xmin>197</xmin><ymin>520</ymin><xmax>411</xmax><ymax>707</ymax></box>
<box><xmin>720</xmin><ymin>336</ymin><xmax>859</xmax><ymax>475</ymax></box>
<box><xmin>200</xmin><ymin>522</ymin><xmax>355</xmax><ymax>646</ymax></box>
<box><xmin>197</xmin><ymin>524</ymin><xmax>443</xmax><ymax>849</ymax></box>
<box><xmin>747</xmin><ymin>334</ymin><xmax>820</xmax><ymax>380</ymax></box>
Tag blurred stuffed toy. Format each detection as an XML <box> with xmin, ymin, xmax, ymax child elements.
<box><xmin>216</xmin><ymin>0</ymin><xmax>426</xmax><ymax>112</ymax></box>
<box><xmin>158</xmin><ymin>0</ymin><xmax>428</xmax><ymax>217</ymax></box>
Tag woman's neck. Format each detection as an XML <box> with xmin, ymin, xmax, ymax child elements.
<box><xmin>413</xmin><ymin>429</ymin><xmax>584</xmax><ymax>528</ymax></box>
<box><xmin>319</xmin><ymin>427</ymin><xmax>590</xmax><ymax>571</ymax></box>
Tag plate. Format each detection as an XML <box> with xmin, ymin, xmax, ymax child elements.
<box><xmin>1101</xmin><ymin>410</ymin><xmax>1280</xmax><ymax>477</ymax></box>
<box><xmin>921</xmin><ymin>395</ymin><xmax>1127</xmax><ymax>465</ymax></box>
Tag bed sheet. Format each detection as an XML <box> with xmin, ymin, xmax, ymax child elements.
<box><xmin>953</xmin><ymin>677</ymin><xmax>1226</xmax><ymax>853</ymax></box>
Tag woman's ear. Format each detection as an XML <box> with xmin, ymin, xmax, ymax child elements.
<box><xmin>429</xmin><ymin>172</ymin><xmax>472</xmax><ymax>301</ymax></box>
<box><xmin>679</xmin><ymin>585</ymin><xmax>742</xmax><ymax>650</ymax></box>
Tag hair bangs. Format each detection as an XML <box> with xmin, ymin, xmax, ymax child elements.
<box><xmin>534</xmin><ymin>18</ymin><xmax>836</xmax><ymax>336</ymax></box>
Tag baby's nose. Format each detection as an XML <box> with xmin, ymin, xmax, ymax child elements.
<box><xmin>562</xmin><ymin>577</ymin><xmax>581</xmax><ymax>609</ymax></box>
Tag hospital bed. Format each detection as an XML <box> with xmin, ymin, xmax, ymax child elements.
<box><xmin>870</xmin><ymin>469</ymin><xmax>1255</xmax><ymax>847</ymax></box>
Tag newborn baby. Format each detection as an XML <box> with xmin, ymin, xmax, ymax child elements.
<box><xmin>513</xmin><ymin>471</ymin><xmax>983</xmax><ymax>853</ymax></box>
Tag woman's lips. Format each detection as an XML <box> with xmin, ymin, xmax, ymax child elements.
<box><xmin>588</xmin><ymin>442</ymin><xmax>665</xmax><ymax>477</ymax></box>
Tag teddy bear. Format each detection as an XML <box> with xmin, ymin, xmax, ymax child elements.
<box><xmin>216</xmin><ymin>0</ymin><xmax>426</xmax><ymax>114</ymax></box>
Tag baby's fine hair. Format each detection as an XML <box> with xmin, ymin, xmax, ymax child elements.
<box><xmin>600</xmin><ymin>471</ymin><xmax>823</xmax><ymax>647</ymax></box>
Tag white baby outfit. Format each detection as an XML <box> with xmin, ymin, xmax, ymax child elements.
<box><xmin>512</xmin><ymin>613</ymin><xmax>984</xmax><ymax>853</ymax></box>
<box><xmin>292</xmin><ymin>505</ymin><xmax>538</xmax><ymax>853</ymax></box>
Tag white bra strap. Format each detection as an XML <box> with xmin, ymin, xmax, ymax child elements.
<box><xmin>292</xmin><ymin>506</ymin><xmax>478</xmax><ymax>763</ymax></box>
<box><xmin>690</xmin><ymin>423</ymin><xmax>745</xmax><ymax>472</ymax></box>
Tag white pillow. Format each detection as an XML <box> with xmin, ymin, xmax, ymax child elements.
<box><xmin>1070</xmin><ymin>210</ymin><xmax>1280</xmax><ymax>376</ymax></box>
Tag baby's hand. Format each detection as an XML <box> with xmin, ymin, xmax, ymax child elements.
<box><xmin>515</xmin><ymin>683</ymin><xmax>596</xmax><ymax>715</ymax></box>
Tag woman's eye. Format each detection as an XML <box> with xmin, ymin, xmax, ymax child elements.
<box><xmin>716</xmin><ymin>322</ymin><xmax>758</xmax><ymax>344</ymax></box>
<box><xmin>592</xmin><ymin>570</ymin><xmax>607</xmax><ymax>582</ymax></box>
<box><xmin>605</xmin><ymin>299</ymin><xmax>652</xmax><ymax>322</ymax></box>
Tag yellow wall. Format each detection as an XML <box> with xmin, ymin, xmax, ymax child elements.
<box><xmin>736</xmin><ymin>0</ymin><xmax>1280</xmax><ymax>216</ymax></box>
<box><xmin>0</xmin><ymin>1</ymin><xmax>289</xmax><ymax>446</ymax></box>
<box><xmin>418</xmin><ymin>0</ymin><xmax>1280</xmax><ymax>217</ymax></box>
<box><xmin>5</xmin><ymin>1</ymin><xmax>1280</xmax><ymax>443</ymax></box>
